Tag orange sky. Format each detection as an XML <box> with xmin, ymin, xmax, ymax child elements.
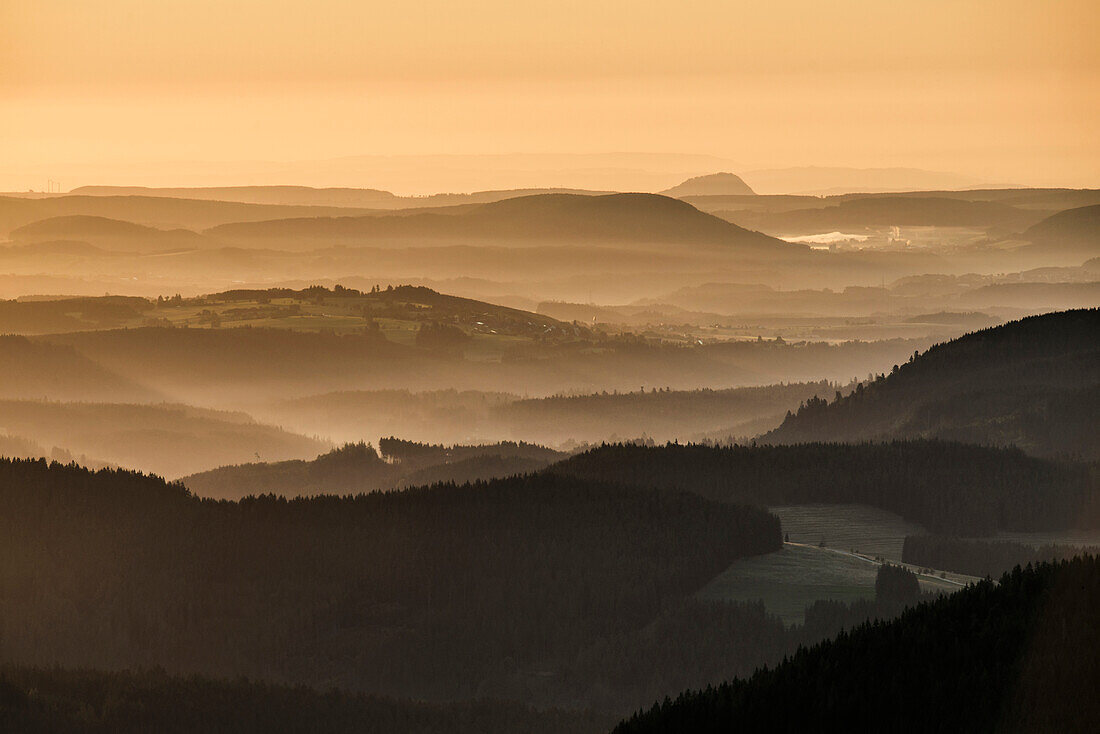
<box><xmin>2</xmin><ymin>0</ymin><xmax>1097</xmax><ymax>192</ymax></box>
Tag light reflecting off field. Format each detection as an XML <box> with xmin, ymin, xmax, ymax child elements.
<box><xmin>770</xmin><ymin>504</ymin><xmax>926</xmax><ymax>561</ymax></box>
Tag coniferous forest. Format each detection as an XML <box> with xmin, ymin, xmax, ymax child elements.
<box><xmin>3</xmin><ymin>14</ymin><xmax>1100</xmax><ymax>728</ymax></box>
<box><xmin>613</xmin><ymin>557</ymin><xmax>1100</xmax><ymax>734</ymax></box>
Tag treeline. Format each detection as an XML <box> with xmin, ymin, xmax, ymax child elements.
<box><xmin>554</xmin><ymin>441</ymin><xmax>1097</xmax><ymax>535</ymax></box>
<box><xmin>0</xmin><ymin>667</ymin><xmax>611</xmax><ymax>734</ymax></box>
<box><xmin>902</xmin><ymin>535</ymin><xmax>1099</xmax><ymax>578</ymax></box>
<box><xmin>0</xmin><ymin>458</ymin><xmax>778</xmax><ymax>711</ymax></box>
<box><xmin>183</xmin><ymin>439</ymin><xmax>564</xmax><ymax>499</ymax></box>
<box><xmin>614</xmin><ymin>557</ymin><xmax>1100</xmax><ymax>734</ymax></box>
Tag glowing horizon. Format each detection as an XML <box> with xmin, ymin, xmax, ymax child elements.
<box><xmin>3</xmin><ymin>0</ymin><xmax>1097</xmax><ymax>192</ymax></box>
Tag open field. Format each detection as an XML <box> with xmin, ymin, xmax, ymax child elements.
<box><xmin>700</xmin><ymin>504</ymin><xmax>979</xmax><ymax>624</ymax></box>
<box><xmin>770</xmin><ymin>503</ymin><xmax>926</xmax><ymax>561</ymax></box>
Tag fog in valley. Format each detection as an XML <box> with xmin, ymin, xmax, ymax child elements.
<box><xmin>1</xmin><ymin>1</ymin><xmax>1098</xmax><ymax>732</ymax></box>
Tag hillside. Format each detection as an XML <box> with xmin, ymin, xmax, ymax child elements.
<box><xmin>0</xmin><ymin>458</ymin><xmax>779</xmax><ymax>710</ymax></box>
<box><xmin>68</xmin><ymin>184</ymin><xmax>612</xmax><ymax>209</ymax></box>
<box><xmin>0</xmin><ymin>336</ymin><xmax>156</xmax><ymax>402</ymax></box>
<box><xmin>205</xmin><ymin>193</ymin><xmax>801</xmax><ymax>253</ymax></box>
<box><xmin>0</xmin><ymin>194</ymin><xmax>385</xmax><ymax>234</ymax></box>
<box><xmin>721</xmin><ymin>196</ymin><xmax>1042</xmax><ymax>235</ymax></box>
<box><xmin>490</xmin><ymin>382</ymin><xmax>833</xmax><ymax>445</ymax></box>
<box><xmin>661</xmin><ymin>173</ymin><xmax>755</xmax><ymax>197</ymax></box>
<box><xmin>1023</xmin><ymin>203</ymin><xmax>1100</xmax><ymax>254</ymax></box>
<box><xmin>762</xmin><ymin>309</ymin><xmax>1100</xmax><ymax>458</ymax></box>
<box><xmin>0</xmin><ymin>285</ymin><xmax>579</xmax><ymax>341</ymax></box>
<box><xmin>0</xmin><ymin>400</ymin><xmax>327</xmax><ymax>478</ymax></box>
<box><xmin>613</xmin><ymin>557</ymin><xmax>1100</xmax><ymax>734</ymax></box>
<box><xmin>70</xmin><ymin>185</ymin><xmax>402</xmax><ymax>208</ymax></box>
<box><xmin>182</xmin><ymin>439</ymin><xmax>564</xmax><ymax>499</ymax></box>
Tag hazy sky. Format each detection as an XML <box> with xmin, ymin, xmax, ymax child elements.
<box><xmin>3</xmin><ymin>0</ymin><xmax>1098</xmax><ymax>191</ymax></box>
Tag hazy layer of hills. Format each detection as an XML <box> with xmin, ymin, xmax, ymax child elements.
<box><xmin>0</xmin><ymin>400</ymin><xmax>326</xmax><ymax>478</ymax></box>
<box><xmin>257</xmin><ymin>382</ymin><xmax>833</xmax><ymax>447</ymax></box>
<box><xmin>182</xmin><ymin>439</ymin><xmax>565</xmax><ymax>500</ymax></box>
<box><xmin>1023</xmin><ymin>203</ymin><xmax>1100</xmax><ymax>255</ymax></box>
<box><xmin>0</xmin><ymin>168</ymin><xmax>1098</xmax><ymax>734</ymax></box>
<box><xmin>719</xmin><ymin>196</ymin><xmax>1044</xmax><ymax>235</ymax></box>
<box><xmin>2</xmin><ymin>186</ymin><xmax>1095</xmax><ymax>308</ymax></box>
<box><xmin>0</xmin><ymin>336</ymin><xmax>155</xmax><ymax>403</ymax></box>
<box><xmin>614</xmin><ymin>558</ymin><xmax>1099</xmax><ymax>734</ymax></box>
<box><xmin>205</xmin><ymin>193</ymin><xmax>797</xmax><ymax>253</ymax></box>
<box><xmin>69</xmin><ymin>184</ymin><xmax>614</xmax><ymax>209</ymax></box>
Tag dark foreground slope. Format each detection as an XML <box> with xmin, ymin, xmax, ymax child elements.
<box><xmin>762</xmin><ymin>309</ymin><xmax>1100</xmax><ymax>459</ymax></box>
<box><xmin>554</xmin><ymin>441</ymin><xmax>1097</xmax><ymax>535</ymax></box>
<box><xmin>0</xmin><ymin>458</ymin><xmax>778</xmax><ymax>709</ymax></box>
<box><xmin>614</xmin><ymin>557</ymin><xmax>1100</xmax><ymax>734</ymax></box>
<box><xmin>0</xmin><ymin>668</ymin><xmax>610</xmax><ymax>734</ymax></box>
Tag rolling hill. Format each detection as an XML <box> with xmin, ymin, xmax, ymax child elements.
<box><xmin>70</xmin><ymin>185</ymin><xmax>402</xmax><ymax>208</ymax></box>
<box><xmin>1023</xmin><ymin>203</ymin><xmax>1100</xmax><ymax>255</ymax></box>
<box><xmin>205</xmin><ymin>193</ymin><xmax>802</xmax><ymax>253</ymax></box>
<box><xmin>0</xmin><ymin>400</ymin><xmax>327</xmax><ymax>478</ymax></box>
<box><xmin>762</xmin><ymin>309</ymin><xmax>1100</xmax><ymax>458</ymax></box>
<box><xmin>613</xmin><ymin>557</ymin><xmax>1100</xmax><ymax>734</ymax></box>
<box><xmin>0</xmin><ymin>458</ymin><xmax>779</xmax><ymax>709</ymax></box>
<box><xmin>9</xmin><ymin>215</ymin><xmax>207</xmax><ymax>252</ymax></box>
<box><xmin>0</xmin><ymin>336</ymin><xmax>156</xmax><ymax>403</ymax></box>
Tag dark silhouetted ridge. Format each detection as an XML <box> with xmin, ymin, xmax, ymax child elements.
<box><xmin>613</xmin><ymin>557</ymin><xmax>1100</xmax><ymax>734</ymax></box>
<box><xmin>762</xmin><ymin>309</ymin><xmax>1100</xmax><ymax>458</ymax></box>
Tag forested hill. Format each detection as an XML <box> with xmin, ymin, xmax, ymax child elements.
<box><xmin>761</xmin><ymin>309</ymin><xmax>1100</xmax><ymax>459</ymax></box>
<box><xmin>205</xmin><ymin>193</ymin><xmax>799</xmax><ymax>253</ymax></box>
<box><xmin>552</xmin><ymin>441</ymin><xmax>1098</xmax><ymax>536</ymax></box>
<box><xmin>613</xmin><ymin>557</ymin><xmax>1100</xmax><ymax>734</ymax></box>
<box><xmin>182</xmin><ymin>439</ymin><xmax>564</xmax><ymax>499</ymax></box>
<box><xmin>0</xmin><ymin>667</ymin><xmax>611</xmax><ymax>734</ymax></box>
<box><xmin>0</xmin><ymin>458</ymin><xmax>779</xmax><ymax>710</ymax></box>
<box><xmin>1023</xmin><ymin>203</ymin><xmax>1100</xmax><ymax>253</ymax></box>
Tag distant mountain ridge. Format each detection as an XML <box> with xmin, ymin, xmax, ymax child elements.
<box><xmin>661</xmin><ymin>173</ymin><xmax>755</xmax><ymax>197</ymax></box>
<box><xmin>69</xmin><ymin>184</ymin><xmax>614</xmax><ymax>210</ymax></box>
